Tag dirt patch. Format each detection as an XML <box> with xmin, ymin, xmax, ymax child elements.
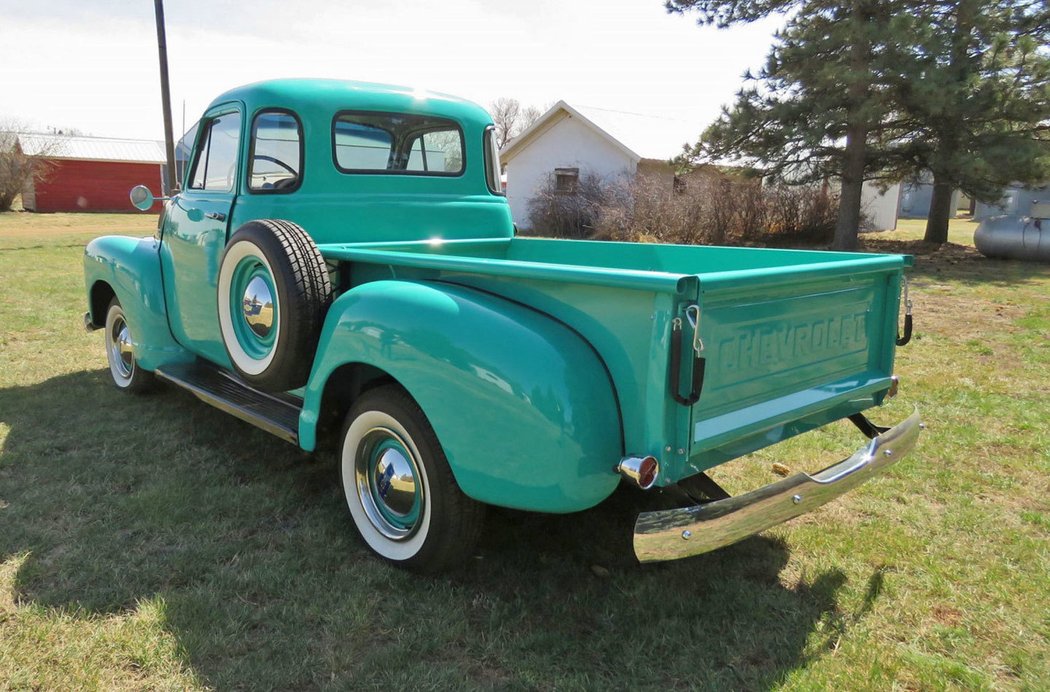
<box><xmin>861</xmin><ymin>238</ymin><xmax>980</xmax><ymax>262</ymax></box>
<box><xmin>931</xmin><ymin>605</ymin><xmax>963</xmax><ymax>627</ymax></box>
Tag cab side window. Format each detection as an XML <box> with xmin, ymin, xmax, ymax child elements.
<box><xmin>188</xmin><ymin>112</ymin><xmax>241</xmax><ymax>192</ymax></box>
<box><xmin>249</xmin><ymin>111</ymin><xmax>303</xmax><ymax>193</ymax></box>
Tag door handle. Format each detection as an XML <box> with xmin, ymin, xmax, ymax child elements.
<box><xmin>205</xmin><ymin>211</ymin><xmax>227</xmax><ymax>222</ymax></box>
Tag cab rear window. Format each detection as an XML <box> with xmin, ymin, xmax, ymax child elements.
<box><xmin>333</xmin><ymin>112</ymin><xmax>464</xmax><ymax>176</ymax></box>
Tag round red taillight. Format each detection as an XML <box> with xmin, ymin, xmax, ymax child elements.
<box><xmin>616</xmin><ymin>455</ymin><xmax>661</xmax><ymax>489</ymax></box>
<box><xmin>638</xmin><ymin>457</ymin><xmax>659</xmax><ymax>489</ymax></box>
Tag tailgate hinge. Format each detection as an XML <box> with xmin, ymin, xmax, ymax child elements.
<box><xmin>669</xmin><ymin>304</ymin><xmax>706</xmax><ymax>406</ymax></box>
<box><xmin>896</xmin><ymin>275</ymin><xmax>913</xmax><ymax>346</ymax></box>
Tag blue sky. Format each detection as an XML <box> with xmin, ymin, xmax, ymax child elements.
<box><xmin>0</xmin><ymin>0</ymin><xmax>781</xmax><ymax>143</ymax></box>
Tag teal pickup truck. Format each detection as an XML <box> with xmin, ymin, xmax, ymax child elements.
<box><xmin>84</xmin><ymin>79</ymin><xmax>921</xmax><ymax>572</ymax></box>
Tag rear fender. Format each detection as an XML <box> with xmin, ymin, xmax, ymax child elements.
<box><xmin>84</xmin><ymin>235</ymin><xmax>191</xmax><ymax>371</ymax></box>
<box><xmin>301</xmin><ymin>280</ymin><xmax>624</xmax><ymax>513</ymax></box>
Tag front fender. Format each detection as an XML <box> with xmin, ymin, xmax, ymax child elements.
<box><xmin>301</xmin><ymin>280</ymin><xmax>624</xmax><ymax>513</ymax></box>
<box><xmin>84</xmin><ymin>235</ymin><xmax>190</xmax><ymax>371</ymax></box>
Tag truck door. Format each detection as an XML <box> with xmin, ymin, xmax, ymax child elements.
<box><xmin>160</xmin><ymin>106</ymin><xmax>241</xmax><ymax>366</ymax></box>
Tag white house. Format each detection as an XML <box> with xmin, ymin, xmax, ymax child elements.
<box><xmin>860</xmin><ymin>181</ymin><xmax>901</xmax><ymax>232</ymax></box>
<box><xmin>859</xmin><ymin>179</ymin><xmax>970</xmax><ymax>232</ymax></box>
<box><xmin>500</xmin><ymin>101</ymin><xmax>701</xmax><ymax>229</ymax></box>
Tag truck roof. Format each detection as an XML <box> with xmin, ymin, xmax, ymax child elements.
<box><xmin>208</xmin><ymin>78</ymin><xmax>492</xmax><ymax>126</ymax></box>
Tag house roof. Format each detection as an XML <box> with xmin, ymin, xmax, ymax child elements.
<box><xmin>500</xmin><ymin>100</ymin><xmax>700</xmax><ymax>164</ymax></box>
<box><xmin>15</xmin><ymin>133</ymin><xmax>167</xmax><ymax>164</ymax></box>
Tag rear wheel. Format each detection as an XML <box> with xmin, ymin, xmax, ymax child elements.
<box><xmin>339</xmin><ymin>385</ymin><xmax>484</xmax><ymax>573</ymax></box>
<box><xmin>104</xmin><ymin>297</ymin><xmax>154</xmax><ymax>393</ymax></box>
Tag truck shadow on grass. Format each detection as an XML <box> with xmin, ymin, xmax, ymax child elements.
<box><xmin>1</xmin><ymin>371</ymin><xmax>884</xmax><ymax>689</ymax></box>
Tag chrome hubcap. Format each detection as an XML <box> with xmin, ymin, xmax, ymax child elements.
<box><xmin>117</xmin><ymin>324</ymin><xmax>134</xmax><ymax>373</ymax></box>
<box><xmin>109</xmin><ymin>315</ymin><xmax>134</xmax><ymax>379</ymax></box>
<box><xmin>242</xmin><ymin>275</ymin><xmax>274</xmax><ymax>337</ymax></box>
<box><xmin>373</xmin><ymin>446</ymin><xmax>417</xmax><ymax>516</ymax></box>
<box><xmin>355</xmin><ymin>427</ymin><xmax>423</xmax><ymax>540</ymax></box>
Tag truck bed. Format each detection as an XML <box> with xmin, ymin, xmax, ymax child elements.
<box><xmin>318</xmin><ymin>236</ymin><xmax>911</xmax><ymax>483</ymax></box>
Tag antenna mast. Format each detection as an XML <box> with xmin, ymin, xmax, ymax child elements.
<box><xmin>153</xmin><ymin>0</ymin><xmax>178</xmax><ymax>195</ymax></box>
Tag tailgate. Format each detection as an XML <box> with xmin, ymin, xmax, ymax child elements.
<box><xmin>685</xmin><ymin>255</ymin><xmax>908</xmax><ymax>464</ymax></box>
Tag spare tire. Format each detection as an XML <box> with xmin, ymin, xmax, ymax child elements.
<box><xmin>217</xmin><ymin>219</ymin><xmax>332</xmax><ymax>391</ymax></box>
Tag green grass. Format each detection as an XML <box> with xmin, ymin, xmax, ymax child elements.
<box><xmin>1</xmin><ymin>212</ymin><xmax>1047</xmax><ymax>689</ymax></box>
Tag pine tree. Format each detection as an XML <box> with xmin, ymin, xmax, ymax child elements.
<box><xmin>669</xmin><ymin>0</ymin><xmax>1050</xmax><ymax>248</ymax></box>
<box><xmin>669</xmin><ymin>0</ymin><xmax>912</xmax><ymax>249</ymax></box>
<box><xmin>891</xmin><ymin>0</ymin><xmax>1050</xmax><ymax>244</ymax></box>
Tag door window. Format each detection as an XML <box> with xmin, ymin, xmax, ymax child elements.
<box><xmin>189</xmin><ymin>112</ymin><xmax>242</xmax><ymax>192</ymax></box>
<box><xmin>249</xmin><ymin>111</ymin><xmax>303</xmax><ymax>192</ymax></box>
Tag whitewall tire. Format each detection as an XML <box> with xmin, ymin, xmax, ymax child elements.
<box><xmin>104</xmin><ymin>297</ymin><xmax>154</xmax><ymax>393</ymax></box>
<box><xmin>339</xmin><ymin>385</ymin><xmax>484</xmax><ymax>573</ymax></box>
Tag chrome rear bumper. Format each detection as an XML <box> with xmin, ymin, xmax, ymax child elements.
<box><xmin>634</xmin><ymin>410</ymin><xmax>922</xmax><ymax>563</ymax></box>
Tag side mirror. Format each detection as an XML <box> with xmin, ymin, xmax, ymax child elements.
<box><xmin>131</xmin><ymin>184</ymin><xmax>200</xmax><ymax>220</ymax></box>
<box><xmin>129</xmin><ymin>185</ymin><xmax>157</xmax><ymax>211</ymax></box>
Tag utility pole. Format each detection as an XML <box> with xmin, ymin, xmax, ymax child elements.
<box><xmin>154</xmin><ymin>0</ymin><xmax>178</xmax><ymax>195</ymax></box>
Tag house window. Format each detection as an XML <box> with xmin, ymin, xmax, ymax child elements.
<box><xmin>555</xmin><ymin>167</ymin><xmax>579</xmax><ymax>194</ymax></box>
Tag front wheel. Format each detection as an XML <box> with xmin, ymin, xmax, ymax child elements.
<box><xmin>339</xmin><ymin>385</ymin><xmax>484</xmax><ymax>573</ymax></box>
<box><xmin>104</xmin><ymin>297</ymin><xmax>154</xmax><ymax>393</ymax></box>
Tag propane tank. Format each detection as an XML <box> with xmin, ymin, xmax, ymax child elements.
<box><xmin>974</xmin><ymin>201</ymin><xmax>1050</xmax><ymax>262</ymax></box>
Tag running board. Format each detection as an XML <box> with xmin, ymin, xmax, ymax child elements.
<box><xmin>155</xmin><ymin>362</ymin><xmax>301</xmax><ymax>444</ymax></box>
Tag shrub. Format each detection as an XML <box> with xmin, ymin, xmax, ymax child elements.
<box><xmin>593</xmin><ymin>174</ymin><xmax>715</xmax><ymax>244</ymax></box>
<box><xmin>762</xmin><ymin>184</ymin><xmax>840</xmax><ymax>244</ymax></box>
<box><xmin>525</xmin><ymin>171</ymin><xmax>610</xmax><ymax>239</ymax></box>
<box><xmin>527</xmin><ymin>169</ymin><xmax>843</xmax><ymax>246</ymax></box>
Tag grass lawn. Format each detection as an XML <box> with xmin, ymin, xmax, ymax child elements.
<box><xmin>1</xmin><ymin>212</ymin><xmax>1047</xmax><ymax>689</ymax></box>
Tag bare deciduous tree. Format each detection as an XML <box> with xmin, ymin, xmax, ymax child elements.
<box><xmin>520</xmin><ymin>105</ymin><xmax>542</xmax><ymax>130</ymax></box>
<box><xmin>490</xmin><ymin>98</ymin><xmax>545</xmax><ymax>149</ymax></box>
<box><xmin>0</xmin><ymin>123</ymin><xmax>59</xmax><ymax>211</ymax></box>
<box><xmin>490</xmin><ymin>97</ymin><xmax>521</xmax><ymax>149</ymax></box>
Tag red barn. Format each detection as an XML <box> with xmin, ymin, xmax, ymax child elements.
<box><xmin>18</xmin><ymin>133</ymin><xmax>167</xmax><ymax>213</ymax></box>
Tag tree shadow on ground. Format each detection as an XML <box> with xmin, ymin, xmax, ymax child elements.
<box><xmin>860</xmin><ymin>238</ymin><xmax>1050</xmax><ymax>289</ymax></box>
<box><xmin>760</xmin><ymin>225</ymin><xmax>1050</xmax><ymax>290</ymax></box>
<box><xmin>2</xmin><ymin>371</ymin><xmax>886</xmax><ymax>689</ymax></box>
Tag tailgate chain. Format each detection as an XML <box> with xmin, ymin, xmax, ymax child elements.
<box><xmin>896</xmin><ymin>275</ymin><xmax>913</xmax><ymax>346</ymax></box>
<box><xmin>669</xmin><ymin>305</ymin><xmax>707</xmax><ymax>406</ymax></box>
